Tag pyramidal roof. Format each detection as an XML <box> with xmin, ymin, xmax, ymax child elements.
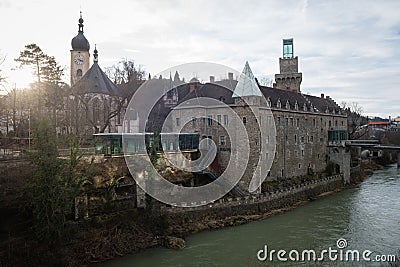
<box><xmin>71</xmin><ymin>62</ymin><xmax>122</xmax><ymax>97</ymax></box>
<box><xmin>232</xmin><ymin>61</ymin><xmax>262</xmax><ymax>97</ymax></box>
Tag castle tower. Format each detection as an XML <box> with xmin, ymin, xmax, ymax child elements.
<box><xmin>274</xmin><ymin>38</ymin><xmax>302</xmax><ymax>93</ymax></box>
<box><xmin>70</xmin><ymin>11</ymin><xmax>90</xmax><ymax>86</ymax></box>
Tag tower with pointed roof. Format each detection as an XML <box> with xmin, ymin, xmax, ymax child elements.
<box><xmin>70</xmin><ymin>11</ymin><xmax>90</xmax><ymax>86</ymax></box>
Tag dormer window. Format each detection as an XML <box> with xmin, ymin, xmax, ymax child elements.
<box><xmin>267</xmin><ymin>98</ymin><xmax>271</xmax><ymax>107</ymax></box>
<box><xmin>277</xmin><ymin>99</ymin><xmax>282</xmax><ymax>108</ymax></box>
<box><xmin>295</xmin><ymin>101</ymin><xmax>299</xmax><ymax>110</ymax></box>
<box><xmin>310</xmin><ymin>104</ymin><xmax>313</xmax><ymax>112</ymax></box>
<box><xmin>286</xmin><ymin>100</ymin><xmax>290</xmax><ymax>110</ymax></box>
<box><xmin>303</xmin><ymin>103</ymin><xmax>307</xmax><ymax>111</ymax></box>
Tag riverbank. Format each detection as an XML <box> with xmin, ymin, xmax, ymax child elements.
<box><xmin>0</xmin><ymin>161</ymin><xmax>382</xmax><ymax>266</ymax></box>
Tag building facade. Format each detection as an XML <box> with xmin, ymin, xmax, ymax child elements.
<box><xmin>170</xmin><ymin>40</ymin><xmax>349</xmax><ymax>193</ymax></box>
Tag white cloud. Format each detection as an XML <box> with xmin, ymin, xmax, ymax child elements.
<box><xmin>1</xmin><ymin>0</ymin><xmax>399</xmax><ymax>117</ymax></box>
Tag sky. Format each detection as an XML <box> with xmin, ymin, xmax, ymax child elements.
<box><xmin>0</xmin><ymin>0</ymin><xmax>399</xmax><ymax>118</ymax></box>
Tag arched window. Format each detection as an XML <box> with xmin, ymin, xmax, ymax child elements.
<box><xmin>92</xmin><ymin>97</ymin><xmax>101</xmax><ymax>124</ymax></box>
<box><xmin>286</xmin><ymin>100</ymin><xmax>290</xmax><ymax>110</ymax></box>
<box><xmin>295</xmin><ymin>101</ymin><xmax>299</xmax><ymax>110</ymax></box>
<box><xmin>76</xmin><ymin>69</ymin><xmax>83</xmax><ymax>79</ymax></box>
<box><xmin>277</xmin><ymin>99</ymin><xmax>281</xmax><ymax>108</ymax></box>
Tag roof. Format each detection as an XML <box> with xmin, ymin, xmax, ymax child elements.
<box><xmin>71</xmin><ymin>32</ymin><xmax>90</xmax><ymax>51</ymax></box>
<box><xmin>368</xmin><ymin>121</ymin><xmax>391</xmax><ymax>125</ymax></box>
<box><xmin>71</xmin><ymin>14</ymin><xmax>90</xmax><ymax>51</ymax></box>
<box><xmin>232</xmin><ymin>61</ymin><xmax>262</xmax><ymax>97</ymax></box>
<box><xmin>177</xmin><ymin>80</ymin><xmax>343</xmax><ymax>115</ymax></box>
<box><xmin>71</xmin><ymin>62</ymin><xmax>122</xmax><ymax>96</ymax></box>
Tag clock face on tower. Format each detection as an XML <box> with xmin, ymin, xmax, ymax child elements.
<box><xmin>74</xmin><ymin>54</ymin><xmax>85</xmax><ymax>65</ymax></box>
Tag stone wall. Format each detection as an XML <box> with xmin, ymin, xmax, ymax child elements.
<box><xmin>163</xmin><ymin>175</ymin><xmax>343</xmax><ymax>227</ymax></box>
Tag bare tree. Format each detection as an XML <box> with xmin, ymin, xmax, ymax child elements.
<box><xmin>0</xmin><ymin>53</ymin><xmax>6</xmax><ymax>90</ymax></box>
<box><xmin>341</xmin><ymin>101</ymin><xmax>369</xmax><ymax>140</ymax></box>
<box><xmin>257</xmin><ymin>75</ymin><xmax>274</xmax><ymax>87</ymax></box>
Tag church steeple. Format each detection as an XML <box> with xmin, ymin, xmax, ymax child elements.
<box><xmin>78</xmin><ymin>11</ymin><xmax>84</xmax><ymax>33</ymax></box>
<box><xmin>71</xmin><ymin>12</ymin><xmax>90</xmax><ymax>51</ymax></box>
<box><xmin>70</xmin><ymin>11</ymin><xmax>90</xmax><ymax>86</ymax></box>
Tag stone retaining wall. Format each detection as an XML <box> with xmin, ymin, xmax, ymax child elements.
<box><xmin>163</xmin><ymin>174</ymin><xmax>343</xmax><ymax>223</ymax></box>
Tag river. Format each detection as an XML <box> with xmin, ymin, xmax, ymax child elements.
<box><xmin>101</xmin><ymin>164</ymin><xmax>400</xmax><ymax>266</ymax></box>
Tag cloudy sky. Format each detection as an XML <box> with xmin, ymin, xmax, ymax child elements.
<box><xmin>1</xmin><ymin>0</ymin><xmax>399</xmax><ymax>118</ymax></box>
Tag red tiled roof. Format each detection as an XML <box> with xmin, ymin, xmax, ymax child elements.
<box><xmin>368</xmin><ymin>121</ymin><xmax>390</xmax><ymax>125</ymax></box>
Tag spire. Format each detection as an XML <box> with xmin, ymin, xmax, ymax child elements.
<box><xmin>93</xmin><ymin>44</ymin><xmax>98</xmax><ymax>63</ymax></box>
<box><xmin>78</xmin><ymin>11</ymin><xmax>84</xmax><ymax>33</ymax></box>
<box><xmin>232</xmin><ymin>61</ymin><xmax>262</xmax><ymax>97</ymax></box>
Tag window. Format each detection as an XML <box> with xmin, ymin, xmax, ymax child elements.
<box><xmin>267</xmin><ymin>98</ymin><xmax>271</xmax><ymax>107</ymax></box>
<box><xmin>294</xmin><ymin>150</ymin><xmax>298</xmax><ymax>158</ymax></box>
<box><xmin>298</xmin><ymin>163</ymin><xmax>301</xmax><ymax>169</ymax></box>
<box><xmin>266</xmin><ymin>136</ymin><xmax>269</xmax><ymax>144</ymax></box>
<box><xmin>266</xmin><ymin>152</ymin><xmax>269</xmax><ymax>160</ymax></box>
<box><xmin>267</xmin><ymin>116</ymin><xmax>273</xmax><ymax>125</ymax></box>
<box><xmin>277</xmin><ymin>99</ymin><xmax>281</xmax><ymax>108</ymax></box>
<box><xmin>286</xmin><ymin>100</ymin><xmax>290</xmax><ymax>110</ymax></box>
<box><xmin>329</xmin><ymin>120</ymin><xmax>332</xmax><ymax>127</ymax></box>
<box><xmin>313</xmin><ymin>118</ymin><xmax>316</xmax><ymax>128</ymax></box>
<box><xmin>283</xmin><ymin>38</ymin><xmax>293</xmax><ymax>59</ymax></box>
<box><xmin>285</xmin><ymin>118</ymin><xmax>289</xmax><ymax>126</ymax></box>
<box><xmin>296</xmin><ymin>118</ymin><xmax>300</xmax><ymax>127</ymax></box>
<box><xmin>277</xmin><ymin>117</ymin><xmax>281</xmax><ymax>126</ymax></box>
<box><xmin>301</xmin><ymin>136</ymin><xmax>305</xmax><ymax>143</ymax></box>
<box><xmin>224</xmin><ymin>115</ymin><xmax>228</xmax><ymax>125</ymax></box>
<box><xmin>219</xmin><ymin>136</ymin><xmax>226</xmax><ymax>146</ymax></box>
<box><xmin>202</xmin><ymin>117</ymin><xmax>206</xmax><ymax>125</ymax></box>
<box><xmin>217</xmin><ymin>115</ymin><xmax>222</xmax><ymax>125</ymax></box>
<box><xmin>192</xmin><ymin>117</ymin><xmax>196</xmax><ymax>127</ymax></box>
<box><xmin>295</xmin><ymin>101</ymin><xmax>299</xmax><ymax>110</ymax></box>
<box><xmin>290</xmin><ymin>118</ymin><xmax>294</xmax><ymax>127</ymax></box>
<box><xmin>208</xmin><ymin>115</ymin><xmax>213</xmax><ymax>126</ymax></box>
<box><xmin>310</xmin><ymin>135</ymin><xmax>314</xmax><ymax>142</ymax></box>
<box><xmin>176</xmin><ymin>117</ymin><xmax>180</xmax><ymax>127</ymax></box>
<box><xmin>76</xmin><ymin>69</ymin><xmax>83</xmax><ymax>79</ymax></box>
<box><xmin>243</xmin><ymin>117</ymin><xmax>247</xmax><ymax>124</ymax></box>
<box><xmin>303</xmin><ymin>103</ymin><xmax>307</xmax><ymax>111</ymax></box>
<box><xmin>301</xmin><ymin>150</ymin><xmax>305</xmax><ymax>157</ymax></box>
<box><xmin>294</xmin><ymin>134</ymin><xmax>297</xmax><ymax>143</ymax></box>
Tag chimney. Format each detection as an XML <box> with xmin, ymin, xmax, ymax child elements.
<box><xmin>321</xmin><ymin>93</ymin><xmax>324</xmax><ymax>99</ymax></box>
<box><xmin>228</xmin><ymin>72</ymin><xmax>234</xmax><ymax>80</ymax></box>
<box><xmin>189</xmin><ymin>84</ymin><xmax>195</xmax><ymax>93</ymax></box>
<box><xmin>209</xmin><ymin>75</ymin><xmax>215</xmax><ymax>83</ymax></box>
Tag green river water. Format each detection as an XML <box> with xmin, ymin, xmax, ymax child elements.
<box><xmin>101</xmin><ymin>164</ymin><xmax>400</xmax><ymax>266</ymax></box>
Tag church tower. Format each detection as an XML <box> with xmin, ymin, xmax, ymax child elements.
<box><xmin>70</xmin><ymin>12</ymin><xmax>90</xmax><ymax>86</ymax></box>
<box><xmin>274</xmin><ymin>38</ymin><xmax>302</xmax><ymax>93</ymax></box>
